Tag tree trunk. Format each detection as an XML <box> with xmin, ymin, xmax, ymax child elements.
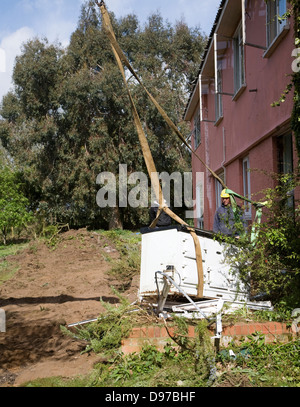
<box><xmin>109</xmin><ymin>207</ymin><xmax>123</xmax><ymax>230</ymax></box>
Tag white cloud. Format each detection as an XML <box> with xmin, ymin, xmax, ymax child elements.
<box><xmin>0</xmin><ymin>50</ymin><xmax>6</xmax><ymax>74</ymax></box>
<box><xmin>0</xmin><ymin>0</ymin><xmax>83</xmax><ymax>102</ymax></box>
<box><xmin>0</xmin><ymin>0</ymin><xmax>220</xmax><ymax>104</ymax></box>
<box><xmin>0</xmin><ymin>26</ymin><xmax>35</xmax><ymax>101</ymax></box>
<box><xmin>18</xmin><ymin>0</ymin><xmax>82</xmax><ymax>46</ymax></box>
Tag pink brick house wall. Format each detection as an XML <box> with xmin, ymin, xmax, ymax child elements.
<box><xmin>184</xmin><ymin>0</ymin><xmax>299</xmax><ymax>230</ymax></box>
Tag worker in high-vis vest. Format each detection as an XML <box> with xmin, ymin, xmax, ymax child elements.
<box><xmin>213</xmin><ymin>189</ymin><xmax>247</xmax><ymax>237</ymax></box>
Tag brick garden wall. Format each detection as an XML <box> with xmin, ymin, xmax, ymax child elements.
<box><xmin>121</xmin><ymin>321</ymin><xmax>299</xmax><ymax>355</ymax></box>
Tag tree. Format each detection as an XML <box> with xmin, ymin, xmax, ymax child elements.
<box><xmin>0</xmin><ymin>167</ymin><xmax>33</xmax><ymax>244</ymax></box>
<box><xmin>0</xmin><ymin>2</ymin><xmax>206</xmax><ymax>229</ymax></box>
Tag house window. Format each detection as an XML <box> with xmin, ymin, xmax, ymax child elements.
<box><xmin>266</xmin><ymin>0</ymin><xmax>287</xmax><ymax>46</ymax></box>
<box><xmin>194</xmin><ymin>111</ymin><xmax>201</xmax><ymax>148</ymax></box>
<box><xmin>233</xmin><ymin>23</ymin><xmax>245</xmax><ymax>95</ymax></box>
<box><xmin>196</xmin><ymin>183</ymin><xmax>204</xmax><ymax>229</ymax></box>
<box><xmin>277</xmin><ymin>134</ymin><xmax>294</xmax><ymax>209</ymax></box>
<box><xmin>242</xmin><ymin>157</ymin><xmax>251</xmax><ymax>219</ymax></box>
<box><xmin>277</xmin><ymin>134</ymin><xmax>293</xmax><ymax>174</ymax></box>
<box><xmin>215</xmin><ymin>68</ymin><xmax>223</xmax><ymax>123</ymax></box>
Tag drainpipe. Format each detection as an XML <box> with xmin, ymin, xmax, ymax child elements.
<box><xmin>222</xmin><ymin>126</ymin><xmax>226</xmax><ymax>184</ymax></box>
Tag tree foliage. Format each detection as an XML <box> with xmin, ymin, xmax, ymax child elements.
<box><xmin>0</xmin><ymin>1</ymin><xmax>206</xmax><ymax>229</ymax></box>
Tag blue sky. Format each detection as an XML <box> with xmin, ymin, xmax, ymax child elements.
<box><xmin>0</xmin><ymin>0</ymin><xmax>221</xmax><ymax>101</ymax></box>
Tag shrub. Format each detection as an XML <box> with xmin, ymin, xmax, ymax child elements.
<box><xmin>0</xmin><ymin>167</ymin><xmax>33</xmax><ymax>244</ymax></box>
<box><xmin>222</xmin><ymin>172</ymin><xmax>300</xmax><ymax>309</ymax></box>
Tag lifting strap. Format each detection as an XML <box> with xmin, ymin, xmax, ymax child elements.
<box><xmin>97</xmin><ymin>1</ymin><xmax>205</xmax><ymax>296</ymax></box>
<box><xmin>96</xmin><ymin>1</ymin><xmax>268</xmax><ymax>295</ymax></box>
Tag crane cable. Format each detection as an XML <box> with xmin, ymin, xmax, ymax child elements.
<box><xmin>96</xmin><ymin>0</ymin><xmax>205</xmax><ymax>296</ymax></box>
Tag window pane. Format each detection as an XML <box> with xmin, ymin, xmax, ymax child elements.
<box><xmin>234</xmin><ymin>24</ymin><xmax>245</xmax><ymax>92</ymax></box>
<box><xmin>243</xmin><ymin>157</ymin><xmax>251</xmax><ymax>217</ymax></box>
<box><xmin>278</xmin><ymin>0</ymin><xmax>286</xmax><ymax>19</ymax></box>
<box><xmin>215</xmin><ymin>69</ymin><xmax>223</xmax><ymax>120</ymax></box>
<box><xmin>196</xmin><ymin>183</ymin><xmax>204</xmax><ymax>229</ymax></box>
<box><xmin>194</xmin><ymin>112</ymin><xmax>201</xmax><ymax>148</ymax></box>
<box><xmin>267</xmin><ymin>0</ymin><xmax>287</xmax><ymax>45</ymax></box>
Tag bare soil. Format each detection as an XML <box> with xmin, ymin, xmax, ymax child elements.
<box><xmin>0</xmin><ymin>228</ymin><xmax>140</xmax><ymax>387</ymax></box>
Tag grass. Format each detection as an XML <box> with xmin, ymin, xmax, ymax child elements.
<box><xmin>0</xmin><ymin>241</ymin><xmax>29</xmax><ymax>257</ymax></box>
<box><xmin>23</xmin><ymin>376</ymin><xmax>90</xmax><ymax>388</ymax></box>
<box><xmin>0</xmin><ymin>260</ymin><xmax>19</xmax><ymax>285</ymax></box>
<box><xmin>0</xmin><ymin>241</ymin><xmax>29</xmax><ymax>285</ymax></box>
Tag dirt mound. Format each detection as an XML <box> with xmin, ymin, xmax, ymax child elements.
<box><xmin>0</xmin><ymin>229</ymin><xmax>140</xmax><ymax>386</ymax></box>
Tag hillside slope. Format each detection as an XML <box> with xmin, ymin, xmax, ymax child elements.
<box><xmin>0</xmin><ymin>229</ymin><xmax>140</xmax><ymax>386</ymax></box>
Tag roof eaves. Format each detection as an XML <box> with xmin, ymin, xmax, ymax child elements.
<box><xmin>183</xmin><ymin>0</ymin><xmax>227</xmax><ymax>121</ymax></box>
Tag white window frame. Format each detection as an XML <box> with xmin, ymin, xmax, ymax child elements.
<box><xmin>264</xmin><ymin>0</ymin><xmax>289</xmax><ymax>57</ymax></box>
<box><xmin>233</xmin><ymin>22</ymin><xmax>245</xmax><ymax>96</ymax></box>
<box><xmin>243</xmin><ymin>156</ymin><xmax>252</xmax><ymax>219</ymax></box>
<box><xmin>266</xmin><ymin>0</ymin><xmax>287</xmax><ymax>46</ymax></box>
<box><xmin>215</xmin><ymin>67</ymin><xmax>223</xmax><ymax>124</ymax></box>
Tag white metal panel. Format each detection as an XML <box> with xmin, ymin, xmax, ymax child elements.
<box><xmin>139</xmin><ymin>227</ymin><xmax>249</xmax><ymax>302</ymax></box>
<box><xmin>139</xmin><ymin>228</ymin><xmax>182</xmax><ymax>295</ymax></box>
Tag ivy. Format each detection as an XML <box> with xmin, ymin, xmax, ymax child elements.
<box><xmin>271</xmin><ymin>1</ymin><xmax>300</xmax><ymax>163</ymax></box>
<box><xmin>290</xmin><ymin>0</ymin><xmax>300</xmax><ymax>162</ymax></box>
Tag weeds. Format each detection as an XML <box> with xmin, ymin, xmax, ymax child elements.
<box><xmin>99</xmin><ymin>229</ymin><xmax>141</xmax><ymax>290</ymax></box>
<box><xmin>58</xmin><ymin>296</ymin><xmax>300</xmax><ymax>388</ymax></box>
<box><xmin>62</xmin><ymin>298</ymin><xmax>132</xmax><ymax>355</ymax></box>
<box><xmin>33</xmin><ymin>302</ymin><xmax>300</xmax><ymax>388</ymax></box>
<box><xmin>215</xmin><ymin>333</ymin><xmax>300</xmax><ymax>387</ymax></box>
<box><xmin>41</xmin><ymin>223</ymin><xmax>70</xmax><ymax>248</ymax></box>
<box><xmin>60</xmin><ymin>300</ymin><xmax>220</xmax><ymax>387</ymax></box>
<box><xmin>61</xmin><ymin>292</ymin><xmax>155</xmax><ymax>356</ymax></box>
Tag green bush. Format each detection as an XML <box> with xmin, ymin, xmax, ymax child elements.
<box><xmin>0</xmin><ymin>167</ymin><xmax>33</xmax><ymax>244</ymax></box>
<box><xmin>222</xmin><ymin>172</ymin><xmax>300</xmax><ymax>309</ymax></box>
